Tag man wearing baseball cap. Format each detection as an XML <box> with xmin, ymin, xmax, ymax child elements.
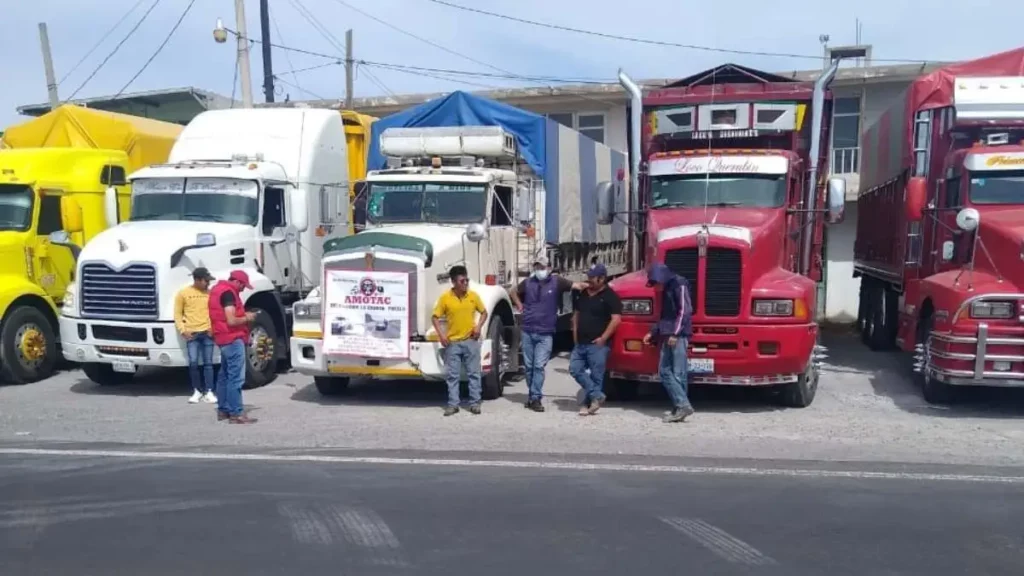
<box><xmin>509</xmin><ymin>256</ymin><xmax>586</xmax><ymax>412</ymax></box>
<box><xmin>174</xmin><ymin>267</ymin><xmax>217</xmax><ymax>405</ymax></box>
<box><xmin>208</xmin><ymin>270</ymin><xmax>258</xmax><ymax>424</ymax></box>
<box><xmin>569</xmin><ymin>263</ymin><xmax>622</xmax><ymax>416</ymax></box>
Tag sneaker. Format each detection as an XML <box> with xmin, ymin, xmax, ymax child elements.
<box><xmin>528</xmin><ymin>400</ymin><xmax>545</xmax><ymax>413</ymax></box>
<box><xmin>202</xmin><ymin>391</ymin><xmax>217</xmax><ymax>404</ymax></box>
<box><xmin>468</xmin><ymin>404</ymin><xmax>481</xmax><ymax>415</ymax></box>
<box><xmin>588</xmin><ymin>396</ymin><xmax>605</xmax><ymax>415</ymax></box>
<box><xmin>443</xmin><ymin>406</ymin><xmax>460</xmax><ymax>417</ymax></box>
<box><xmin>663</xmin><ymin>406</ymin><xmax>695</xmax><ymax>423</ymax></box>
<box><xmin>188</xmin><ymin>390</ymin><xmax>202</xmax><ymax>404</ymax></box>
<box><xmin>578</xmin><ymin>406</ymin><xmax>589</xmax><ymax>417</ymax></box>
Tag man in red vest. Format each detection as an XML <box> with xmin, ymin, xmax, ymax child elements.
<box><xmin>209</xmin><ymin>270</ymin><xmax>257</xmax><ymax>424</ymax></box>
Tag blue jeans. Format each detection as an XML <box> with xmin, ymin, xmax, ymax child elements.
<box><xmin>186</xmin><ymin>333</ymin><xmax>215</xmax><ymax>393</ymax></box>
<box><xmin>444</xmin><ymin>340</ymin><xmax>481</xmax><ymax>407</ymax></box>
<box><xmin>659</xmin><ymin>338</ymin><xmax>692</xmax><ymax>409</ymax></box>
<box><xmin>521</xmin><ymin>331</ymin><xmax>553</xmax><ymax>402</ymax></box>
<box><xmin>569</xmin><ymin>343</ymin><xmax>609</xmax><ymax>405</ymax></box>
<box><xmin>215</xmin><ymin>339</ymin><xmax>246</xmax><ymax>416</ymax></box>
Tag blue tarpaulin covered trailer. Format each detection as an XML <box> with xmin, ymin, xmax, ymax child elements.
<box><xmin>367</xmin><ymin>91</ymin><xmax>628</xmax><ymax>245</ymax></box>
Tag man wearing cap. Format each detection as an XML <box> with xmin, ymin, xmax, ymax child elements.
<box><xmin>174</xmin><ymin>267</ymin><xmax>217</xmax><ymax>404</ymax></box>
<box><xmin>509</xmin><ymin>256</ymin><xmax>586</xmax><ymax>412</ymax></box>
<box><xmin>642</xmin><ymin>263</ymin><xmax>696</xmax><ymax>423</ymax></box>
<box><xmin>569</xmin><ymin>263</ymin><xmax>622</xmax><ymax>416</ymax></box>
<box><xmin>208</xmin><ymin>270</ymin><xmax>258</xmax><ymax>424</ymax></box>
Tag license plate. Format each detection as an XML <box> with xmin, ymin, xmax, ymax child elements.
<box><xmin>111</xmin><ymin>360</ymin><xmax>136</xmax><ymax>373</ymax></box>
<box><xmin>687</xmin><ymin>358</ymin><xmax>714</xmax><ymax>374</ymax></box>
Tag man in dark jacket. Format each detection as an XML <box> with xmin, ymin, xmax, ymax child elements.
<box><xmin>642</xmin><ymin>263</ymin><xmax>696</xmax><ymax>423</ymax></box>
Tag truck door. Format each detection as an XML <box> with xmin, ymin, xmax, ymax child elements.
<box><xmin>259</xmin><ymin>185</ymin><xmax>291</xmax><ymax>287</ymax></box>
<box><xmin>33</xmin><ymin>190</ymin><xmax>75</xmax><ymax>302</ymax></box>
<box><xmin>923</xmin><ymin>170</ymin><xmax>964</xmax><ymax>275</ymax></box>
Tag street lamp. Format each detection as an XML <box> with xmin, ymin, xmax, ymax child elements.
<box><xmin>213</xmin><ymin>18</ymin><xmax>228</xmax><ymax>44</ymax></box>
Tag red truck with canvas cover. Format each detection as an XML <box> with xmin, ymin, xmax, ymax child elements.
<box><xmin>854</xmin><ymin>47</ymin><xmax>1024</xmax><ymax>403</ymax></box>
<box><xmin>607</xmin><ymin>63</ymin><xmax>848</xmax><ymax>407</ymax></box>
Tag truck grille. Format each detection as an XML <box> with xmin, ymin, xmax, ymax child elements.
<box><xmin>705</xmin><ymin>248</ymin><xmax>742</xmax><ymax>316</ymax></box>
<box><xmin>81</xmin><ymin>262</ymin><xmax>158</xmax><ymax>319</ymax></box>
<box><xmin>664</xmin><ymin>248</ymin><xmax>699</xmax><ymax>313</ymax></box>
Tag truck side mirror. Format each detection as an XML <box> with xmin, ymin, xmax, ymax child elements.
<box><xmin>103</xmin><ymin>186</ymin><xmax>119</xmax><ymax>227</ymax></box>
<box><xmin>596</xmin><ymin>181</ymin><xmax>615</xmax><ymax>225</ymax></box>
<box><xmin>465</xmin><ymin>223</ymin><xmax>487</xmax><ymax>243</ymax></box>
<box><xmin>48</xmin><ymin>230</ymin><xmax>81</xmax><ymax>261</ymax></box>
<box><xmin>515</xmin><ymin>183</ymin><xmax>533</xmax><ymax>222</ymax></box>
<box><xmin>825</xmin><ymin>177</ymin><xmax>846</xmax><ymax>225</ymax></box>
<box><xmin>905</xmin><ymin>177</ymin><xmax>927</xmax><ymax>221</ymax></box>
<box><xmin>170</xmin><ymin>233</ymin><xmax>217</xmax><ymax>268</ymax></box>
<box><xmin>61</xmin><ymin>196</ymin><xmax>84</xmax><ymax>234</ymax></box>
<box><xmin>291</xmin><ymin>186</ymin><xmax>309</xmax><ymax>233</ymax></box>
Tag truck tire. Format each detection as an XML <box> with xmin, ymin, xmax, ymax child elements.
<box><xmin>0</xmin><ymin>306</ymin><xmax>58</xmax><ymax>384</ymax></box>
<box><xmin>82</xmin><ymin>362</ymin><xmax>134</xmax><ymax>386</ymax></box>
<box><xmin>865</xmin><ymin>284</ymin><xmax>893</xmax><ymax>351</ymax></box>
<box><xmin>244</xmin><ymin>309</ymin><xmax>279</xmax><ymax>390</ymax></box>
<box><xmin>916</xmin><ymin>316</ymin><xmax>954</xmax><ymax>405</ymax></box>
<box><xmin>481</xmin><ymin>318</ymin><xmax>506</xmax><ymax>400</ymax></box>
<box><xmin>314</xmin><ymin>376</ymin><xmax>350</xmax><ymax>396</ymax></box>
<box><xmin>778</xmin><ymin>362</ymin><xmax>818</xmax><ymax>408</ymax></box>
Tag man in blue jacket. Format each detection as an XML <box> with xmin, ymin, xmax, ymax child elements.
<box><xmin>642</xmin><ymin>263</ymin><xmax>696</xmax><ymax>423</ymax></box>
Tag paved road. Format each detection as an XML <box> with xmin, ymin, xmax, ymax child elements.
<box><xmin>1</xmin><ymin>333</ymin><xmax>1023</xmax><ymax>466</ymax></box>
<box><xmin>1</xmin><ymin>446</ymin><xmax>1023</xmax><ymax>575</ymax></box>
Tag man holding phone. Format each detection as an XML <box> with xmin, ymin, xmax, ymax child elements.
<box><xmin>209</xmin><ymin>270</ymin><xmax>258</xmax><ymax>424</ymax></box>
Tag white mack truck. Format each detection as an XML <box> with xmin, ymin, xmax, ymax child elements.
<box><xmin>57</xmin><ymin>108</ymin><xmax>351</xmax><ymax>388</ymax></box>
<box><xmin>290</xmin><ymin>119</ymin><xmax>630</xmax><ymax>398</ymax></box>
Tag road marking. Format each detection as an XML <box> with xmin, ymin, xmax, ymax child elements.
<box><xmin>277</xmin><ymin>503</ymin><xmax>406</xmax><ymax>565</ymax></box>
<box><xmin>278</xmin><ymin>503</ymin><xmax>334</xmax><ymax>546</ymax></box>
<box><xmin>661</xmin><ymin>517</ymin><xmax>776</xmax><ymax>566</ymax></box>
<box><xmin>2</xmin><ymin>447</ymin><xmax>1024</xmax><ymax>484</ymax></box>
<box><xmin>0</xmin><ymin>498</ymin><xmax>224</xmax><ymax>528</ymax></box>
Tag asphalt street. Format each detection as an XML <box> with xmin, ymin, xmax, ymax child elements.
<box><xmin>1</xmin><ymin>447</ymin><xmax>1023</xmax><ymax>575</ymax></box>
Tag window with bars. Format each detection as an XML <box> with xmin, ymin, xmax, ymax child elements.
<box><xmin>546</xmin><ymin>112</ymin><xmax>606</xmax><ymax>144</ymax></box>
<box><xmin>831</xmin><ymin>97</ymin><xmax>861</xmax><ymax>174</ymax></box>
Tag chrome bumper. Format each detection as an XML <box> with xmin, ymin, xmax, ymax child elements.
<box><xmin>918</xmin><ymin>323</ymin><xmax>1024</xmax><ymax>387</ymax></box>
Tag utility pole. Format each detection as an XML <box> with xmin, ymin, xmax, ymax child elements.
<box><xmin>37</xmin><ymin>23</ymin><xmax>60</xmax><ymax>110</ymax></box>
<box><xmin>259</xmin><ymin>0</ymin><xmax>274</xmax><ymax>103</ymax></box>
<box><xmin>344</xmin><ymin>29</ymin><xmax>353</xmax><ymax>109</ymax></box>
<box><xmin>234</xmin><ymin>0</ymin><xmax>254</xmax><ymax>108</ymax></box>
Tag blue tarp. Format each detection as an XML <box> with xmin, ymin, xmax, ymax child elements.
<box><xmin>367</xmin><ymin>91</ymin><xmax>549</xmax><ymax>177</ymax></box>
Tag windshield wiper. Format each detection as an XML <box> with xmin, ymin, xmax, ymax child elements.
<box><xmin>706</xmin><ymin>201</ymin><xmax>742</xmax><ymax>207</ymax></box>
<box><xmin>184</xmin><ymin>213</ymin><xmax>227</xmax><ymax>222</ymax></box>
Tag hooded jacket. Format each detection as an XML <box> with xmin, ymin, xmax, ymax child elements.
<box><xmin>646</xmin><ymin>263</ymin><xmax>693</xmax><ymax>340</ymax></box>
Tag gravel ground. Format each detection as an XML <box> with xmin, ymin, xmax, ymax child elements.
<box><xmin>1</xmin><ymin>333</ymin><xmax>1023</xmax><ymax>466</ymax></box>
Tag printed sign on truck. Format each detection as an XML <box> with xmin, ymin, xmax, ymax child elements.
<box><xmin>322</xmin><ymin>269</ymin><xmax>410</xmax><ymax>359</ymax></box>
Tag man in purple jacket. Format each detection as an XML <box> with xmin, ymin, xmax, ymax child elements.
<box><xmin>510</xmin><ymin>256</ymin><xmax>585</xmax><ymax>412</ymax></box>
<box><xmin>642</xmin><ymin>263</ymin><xmax>696</xmax><ymax>423</ymax></box>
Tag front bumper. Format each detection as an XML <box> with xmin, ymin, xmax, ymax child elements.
<box><xmin>290</xmin><ymin>331</ymin><xmax>497</xmax><ymax>380</ymax></box>
<box><xmin>607</xmin><ymin>320</ymin><xmax>818</xmax><ymax>386</ymax></box>
<box><xmin>59</xmin><ymin>315</ymin><xmax>209</xmax><ymax>367</ymax></box>
<box><xmin>923</xmin><ymin>323</ymin><xmax>1024</xmax><ymax>388</ymax></box>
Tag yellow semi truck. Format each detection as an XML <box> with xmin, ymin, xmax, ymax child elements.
<box><xmin>341</xmin><ymin>110</ymin><xmax>375</xmax><ymax>235</ymax></box>
<box><xmin>0</xmin><ymin>105</ymin><xmax>182</xmax><ymax>383</ymax></box>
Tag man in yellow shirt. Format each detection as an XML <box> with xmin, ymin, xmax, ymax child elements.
<box><xmin>432</xmin><ymin>265</ymin><xmax>487</xmax><ymax>417</ymax></box>
<box><xmin>175</xmin><ymin>268</ymin><xmax>216</xmax><ymax>404</ymax></box>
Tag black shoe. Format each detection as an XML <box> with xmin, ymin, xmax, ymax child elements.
<box><xmin>468</xmin><ymin>404</ymin><xmax>482</xmax><ymax>415</ymax></box>
<box><xmin>444</xmin><ymin>406</ymin><xmax>460</xmax><ymax>417</ymax></box>
<box><xmin>527</xmin><ymin>400</ymin><xmax>546</xmax><ymax>413</ymax></box>
<box><xmin>663</xmin><ymin>405</ymin><xmax>694</xmax><ymax>423</ymax></box>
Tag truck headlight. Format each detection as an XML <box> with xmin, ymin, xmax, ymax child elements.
<box><xmin>970</xmin><ymin>301</ymin><xmax>1014</xmax><ymax>319</ymax></box>
<box><xmin>292</xmin><ymin>301</ymin><xmax>321</xmax><ymax>319</ymax></box>
<box><xmin>62</xmin><ymin>288</ymin><xmax>75</xmax><ymax>312</ymax></box>
<box><xmin>753</xmin><ymin>299</ymin><xmax>794</xmax><ymax>316</ymax></box>
<box><xmin>621</xmin><ymin>298</ymin><xmax>653</xmax><ymax>315</ymax></box>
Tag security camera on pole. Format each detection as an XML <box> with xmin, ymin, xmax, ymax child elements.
<box><xmin>214</xmin><ymin>0</ymin><xmax>254</xmax><ymax>108</ymax></box>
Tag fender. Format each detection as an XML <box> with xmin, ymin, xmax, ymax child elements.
<box><xmin>917</xmin><ymin>269</ymin><xmax>1015</xmax><ymax>330</ymax></box>
<box><xmin>472</xmin><ymin>283</ymin><xmax>514</xmax><ymax>333</ymax></box>
<box><xmin>0</xmin><ymin>275</ymin><xmax>60</xmax><ymax>319</ymax></box>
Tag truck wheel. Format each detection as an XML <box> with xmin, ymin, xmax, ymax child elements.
<box><xmin>0</xmin><ymin>306</ymin><xmax>58</xmax><ymax>384</ymax></box>
<box><xmin>481</xmin><ymin>318</ymin><xmax>506</xmax><ymax>400</ymax></box>
<box><xmin>314</xmin><ymin>376</ymin><xmax>350</xmax><ymax>396</ymax></box>
<box><xmin>244</xmin><ymin>309</ymin><xmax>278</xmax><ymax>390</ymax></box>
<box><xmin>916</xmin><ymin>316</ymin><xmax>954</xmax><ymax>405</ymax></box>
<box><xmin>779</xmin><ymin>362</ymin><xmax>818</xmax><ymax>408</ymax></box>
<box><xmin>82</xmin><ymin>363</ymin><xmax>134</xmax><ymax>386</ymax></box>
<box><xmin>865</xmin><ymin>285</ymin><xmax>892</xmax><ymax>351</ymax></box>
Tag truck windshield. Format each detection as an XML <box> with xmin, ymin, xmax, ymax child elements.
<box><xmin>969</xmin><ymin>171</ymin><xmax>1024</xmax><ymax>205</ymax></box>
<box><xmin>130</xmin><ymin>177</ymin><xmax>259</xmax><ymax>225</ymax></box>
<box><xmin>651</xmin><ymin>175</ymin><xmax>786</xmax><ymax>208</ymax></box>
<box><xmin>0</xmin><ymin>184</ymin><xmax>33</xmax><ymax>232</ymax></box>
<box><xmin>366</xmin><ymin>182</ymin><xmax>487</xmax><ymax>224</ymax></box>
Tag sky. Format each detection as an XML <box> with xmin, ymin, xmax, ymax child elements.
<box><xmin>3</xmin><ymin>0</ymin><xmax>1024</xmax><ymax>128</ymax></box>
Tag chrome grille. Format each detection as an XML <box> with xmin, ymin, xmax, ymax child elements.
<box><xmin>81</xmin><ymin>262</ymin><xmax>158</xmax><ymax>319</ymax></box>
<box><xmin>705</xmin><ymin>248</ymin><xmax>742</xmax><ymax>316</ymax></box>
<box><xmin>664</xmin><ymin>248</ymin><xmax>699</xmax><ymax>313</ymax></box>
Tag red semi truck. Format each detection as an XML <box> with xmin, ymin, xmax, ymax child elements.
<box><xmin>854</xmin><ymin>47</ymin><xmax>1024</xmax><ymax>404</ymax></box>
<box><xmin>605</xmin><ymin>63</ymin><xmax>847</xmax><ymax>407</ymax></box>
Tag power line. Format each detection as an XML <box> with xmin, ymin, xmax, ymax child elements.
<box><xmin>422</xmin><ymin>0</ymin><xmax>928</xmax><ymax>63</ymax></box>
<box><xmin>112</xmin><ymin>0</ymin><xmax>197</xmax><ymax>99</ymax></box>
<box><xmin>274</xmin><ymin>75</ymin><xmax>326</xmax><ymax>100</ymax></box>
<box><xmin>270</xmin><ymin>8</ymin><xmax>303</xmax><ymax>97</ymax></box>
<box><xmin>359</xmin><ymin>65</ymin><xmax>398</xmax><ymax>98</ymax></box>
<box><xmin>64</xmin><ymin>0</ymin><xmax>163</xmax><ymax>102</ymax></box>
<box><xmin>58</xmin><ymin>0</ymin><xmax>150</xmax><ymax>86</ymax></box>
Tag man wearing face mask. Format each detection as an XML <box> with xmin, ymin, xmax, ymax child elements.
<box><xmin>510</xmin><ymin>256</ymin><xmax>585</xmax><ymax>412</ymax></box>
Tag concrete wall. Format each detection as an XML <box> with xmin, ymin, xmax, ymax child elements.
<box><xmin>516</xmin><ymin>102</ymin><xmax>629</xmax><ymax>153</ymax></box>
<box><xmin>823</xmin><ymin>201</ymin><xmax>859</xmax><ymax>322</ymax></box>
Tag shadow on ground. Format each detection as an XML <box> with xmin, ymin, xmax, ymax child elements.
<box><xmin>68</xmin><ymin>367</ymin><xmax>195</xmax><ymax>398</ymax></box>
<box><xmin>821</xmin><ymin>329</ymin><xmax>1024</xmax><ymax>418</ymax></box>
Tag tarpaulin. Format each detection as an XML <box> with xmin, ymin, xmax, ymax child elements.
<box><xmin>910</xmin><ymin>47</ymin><xmax>1024</xmax><ymax>112</ymax></box>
